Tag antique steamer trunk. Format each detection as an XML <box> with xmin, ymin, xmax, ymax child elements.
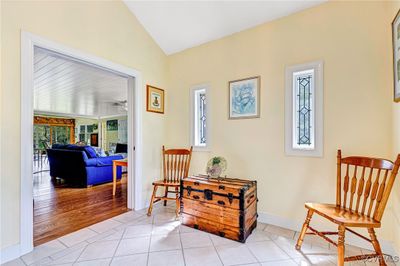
<box><xmin>180</xmin><ymin>175</ymin><xmax>257</xmax><ymax>242</ymax></box>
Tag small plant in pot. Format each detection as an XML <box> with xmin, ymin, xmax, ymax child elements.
<box><xmin>206</xmin><ymin>156</ymin><xmax>227</xmax><ymax>180</ymax></box>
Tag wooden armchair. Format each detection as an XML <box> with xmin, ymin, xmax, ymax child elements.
<box><xmin>147</xmin><ymin>146</ymin><xmax>193</xmax><ymax>217</ymax></box>
<box><xmin>296</xmin><ymin>150</ymin><xmax>400</xmax><ymax>266</ymax></box>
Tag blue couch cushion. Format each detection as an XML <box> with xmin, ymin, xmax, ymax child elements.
<box><xmin>52</xmin><ymin>144</ymin><xmax>68</xmax><ymax>149</ymax></box>
<box><xmin>83</xmin><ymin>146</ymin><xmax>98</xmax><ymax>158</ymax></box>
<box><xmin>85</xmin><ymin>155</ymin><xmax>124</xmax><ymax>167</ymax></box>
<box><xmin>65</xmin><ymin>144</ymin><xmax>97</xmax><ymax>158</ymax></box>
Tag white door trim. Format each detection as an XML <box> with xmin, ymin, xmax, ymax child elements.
<box><xmin>20</xmin><ymin>31</ymin><xmax>143</xmax><ymax>256</ymax></box>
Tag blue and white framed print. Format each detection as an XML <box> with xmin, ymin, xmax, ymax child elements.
<box><xmin>229</xmin><ymin>76</ymin><xmax>260</xmax><ymax>119</ymax></box>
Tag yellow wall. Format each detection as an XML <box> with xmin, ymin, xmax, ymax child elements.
<box><xmin>168</xmin><ymin>0</ymin><xmax>395</xmax><ymax>244</ymax></box>
<box><xmin>0</xmin><ymin>0</ymin><xmax>168</xmax><ymax>249</ymax></box>
<box><xmin>389</xmin><ymin>0</ymin><xmax>400</xmax><ymax>256</ymax></box>
<box><xmin>2</xmin><ymin>0</ymin><xmax>400</xmax><ymax>257</ymax></box>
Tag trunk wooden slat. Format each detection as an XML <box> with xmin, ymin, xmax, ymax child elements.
<box><xmin>180</xmin><ymin>175</ymin><xmax>257</xmax><ymax>242</ymax></box>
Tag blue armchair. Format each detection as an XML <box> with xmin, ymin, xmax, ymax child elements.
<box><xmin>47</xmin><ymin>144</ymin><xmax>123</xmax><ymax>187</ymax></box>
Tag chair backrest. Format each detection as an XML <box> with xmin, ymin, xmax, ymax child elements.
<box><xmin>163</xmin><ymin>146</ymin><xmax>193</xmax><ymax>183</ymax></box>
<box><xmin>336</xmin><ymin>150</ymin><xmax>400</xmax><ymax>221</ymax></box>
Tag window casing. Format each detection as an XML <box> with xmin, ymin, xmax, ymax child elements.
<box><xmin>285</xmin><ymin>61</ymin><xmax>323</xmax><ymax>157</ymax></box>
<box><xmin>190</xmin><ymin>85</ymin><xmax>210</xmax><ymax>150</ymax></box>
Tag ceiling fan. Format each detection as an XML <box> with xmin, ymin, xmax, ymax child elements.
<box><xmin>109</xmin><ymin>100</ymin><xmax>128</xmax><ymax>111</ymax></box>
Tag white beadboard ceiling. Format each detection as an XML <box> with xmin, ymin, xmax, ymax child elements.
<box><xmin>34</xmin><ymin>47</ymin><xmax>128</xmax><ymax>118</ymax></box>
<box><xmin>124</xmin><ymin>1</ymin><xmax>326</xmax><ymax>55</ymax></box>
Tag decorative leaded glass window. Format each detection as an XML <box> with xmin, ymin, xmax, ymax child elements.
<box><xmin>293</xmin><ymin>70</ymin><xmax>314</xmax><ymax>150</ymax></box>
<box><xmin>191</xmin><ymin>86</ymin><xmax>209</xmax><ymax>149</ymax></box>
<box><xmin>285</xmin><ymin>61</ymin><xmax>323</xmax><ymax>157</ymax></box>
<box><xmin>198</xmin><ymin>92</ymin><xmax>207</xmax><ymax>144</ymax></box>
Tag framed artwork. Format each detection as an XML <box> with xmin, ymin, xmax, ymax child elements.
<box><xmin>146</xmin><ymin>85</ymin><xmax>165</xmax><ymax>114</ymax></box>
<box><xmin>107</xmin><ymin>120</ymin><xmax>118</xmax><ymax>131</ymax></box>
<box><xmin>392</xmin><ymin>9</ymin><xmax>400</xmax><ymax>102</ymax></box>
<box><xmin>229</xmin><ymin>76</ymin><xmax>260</xmax><ymax>119</ymax></box>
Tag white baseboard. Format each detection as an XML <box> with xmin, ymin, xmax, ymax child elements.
<box><xmin>0</xmin><ymin>243</ymin><xmax>21</xmax><ymax>264</ymax></box>
<box><xmin>257</xmin><ymin>211</ymin><xmax>398</xmax><ymax>257</ymax></box>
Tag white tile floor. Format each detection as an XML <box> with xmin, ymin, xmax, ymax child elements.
<box><xmin>3</xmin><ymin>204</ymin><xmax>398</xmax><ymax>266</ymax></box>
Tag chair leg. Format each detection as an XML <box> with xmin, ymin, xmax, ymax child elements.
<box><xmin>337</xmin><ymin>225</ymin><xmax>346</xmax><ymax>266</ymax></box>
<box><xmin>147</xmin><ymin>185</ymin><xmax>158</xmax><ymax>216</ymax></box>
<box><xmin>368</xmin><ymin>228</ymin><xmax>387</xmax><ymax>266</ymax></box>
<box><xmin>164</xmin><ymin>185</ymin><xmax>169</xmax><ymax>206</ymax></box>
<box><xmin>175</xmin><ymin>186</ymin><xmax>180</xmax><ymax>218</ymax></box>
<box><xmin>296</xmin><ymin>209</ymin><xmax>314</xmax><ymax>250</ymax></box>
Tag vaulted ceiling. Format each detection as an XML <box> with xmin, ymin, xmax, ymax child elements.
<box><xmin>34</xmin><ymin>47</ymin><xmax>128</xmax><ymax>118</ymax></box>
<box><xmin>124</xmin><ymin>1</ymin><xmax>326</xmax><ymax>55</ymax></box>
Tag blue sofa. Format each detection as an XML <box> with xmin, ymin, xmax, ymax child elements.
<box><xmin>47</xmin><ymin>144</ymin><xmax>123</xmax><ymax>187</ymax></box>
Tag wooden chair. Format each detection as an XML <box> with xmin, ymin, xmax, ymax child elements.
<box><xmin>147</xmin><ymin>146</ymin><xmax>193</xmax><ymax>217</ymax></box>
<box><xmin>296</xmin><ymin>150</ymin><xmax>400</xmax><ymax>266</ymax></box>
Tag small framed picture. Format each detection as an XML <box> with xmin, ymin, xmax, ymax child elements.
<box><xmin>229</xmin><ymin>76</ymin><xmax>260</xmax><ymax>119</ymax></box>
<box><xmin>107</xmin><ymin>120</ymin><xmax>118</xmax><ymax>131</ymax></box>
<box><xmin>392</xmin><ymin>9</ymin><xmax>400</xmax><ymax>102</ymax></box>
<box><xmin>146</xmin><ymin>85</ymin><xmax>165</xmax><ymax>114</ymax></box>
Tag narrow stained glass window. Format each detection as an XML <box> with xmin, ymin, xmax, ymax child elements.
<box><xmin>293</xmin><ymin>69</ymin><xmax>314</xmax><ymax>150</ymax></box>
<box><xmin>192</xmin><ymin>87</ymin><xmax>208</xmax><ymax>148</ymax></box>
<box><xmin>297</xmin><ymin>75</ymin><xmax>312</xmax><ymax>145</ymax></box>
<box><xmin>199</xmin><ymin>92</ymin><xmax>206</xmax><ymax>144</ymax></box>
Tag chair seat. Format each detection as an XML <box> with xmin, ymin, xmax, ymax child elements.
<box><xmin>152</xmin><ymin>179</ymin><xmax>180</xmax><ymax>186</ymax></box>
<box><xmin>305</xmin><ymin>202</ymin><xmax>381</xmax><ymax>228</ymax></box>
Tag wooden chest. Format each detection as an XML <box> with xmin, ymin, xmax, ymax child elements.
<box><xmin>180</xmin><ymin>175</ymin><xmax>257</xmax><ymax>243</ymax></box>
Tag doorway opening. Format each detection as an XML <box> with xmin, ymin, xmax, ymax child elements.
<box><xmin>21</xmin><ymin>32</ymin><xmax>143</xmax><ymax>254</ymax></box>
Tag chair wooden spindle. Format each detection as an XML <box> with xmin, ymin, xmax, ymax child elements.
<box><xmin>343</xmin><ymin>164</ymin><xmax>350</xmax><ymax>208</ymax></box>
<box><xmin>349</xmin><ymin>166</ymin><xmax>358</xmax><ymax>210</ymax></box>
<box><xmin>355</xmin><ymin>167</ymin><xmax>366</xmax><ymax>213</ymax></box>
<box><xmin>163</xmin><ymin>149</ymin><xmax>167</xmax><ymax>182</ymax></box>
<box><xmin>166</xmin><ymin>154</ymin><xmax>169</xmax><ymax>182</ymax></box>
<box><xmin>177</xmin><ymin>155</ymin><xmax>182</xmax><ymax>180</ymax></box>
<box><xmin>336</xmin><ymin>150</ymin><xmax>342</xmax><ymax>207</ymax></box>
<box><xmin>361</xmin><ymin>168</ymin><xmax>374</xmax><ymax>215</ymax></box>
<box><xmin>373</xmin><ymin>170</ymin><xmax>389</xmax><ymax>217</ymax></box>
<box><xmin>367</xmin><ymin>169</ymin><xmax>381</xmax><ymax>217</ymax></box>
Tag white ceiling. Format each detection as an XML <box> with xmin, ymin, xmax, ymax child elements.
<box><xmin>124</xmin><ymin>1</ymin><xmax>326</xmax><ymax>55</ymax></box>
<box><xmin>34</xmin><ymin>47</ymin><xmax>128</xmax><ymax>118</ymax></box>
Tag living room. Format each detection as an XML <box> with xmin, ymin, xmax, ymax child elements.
<box><xmin>32</xmin><ymin>47</ymin><xmax>130</xmax><ymax>246</ymax></box>
<box><xmin>1</xmin><ymin>1</ymin><xmax>400</xmax><ymax>266</ymax></box>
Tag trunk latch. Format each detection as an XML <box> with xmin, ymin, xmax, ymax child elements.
<box><xmin>228</xmin><ymin>193</ymin><xmax>234</xmax><ymax>204</ymax></box>
<box><xmin>204</xmin><ymin>189</ymin><xmax>213</xmax><ymax>200</ymax></box>
<box><xmin>187</xmin><ymin>186</ymin><xmax>192</xmax><ymax>196</ymax></box>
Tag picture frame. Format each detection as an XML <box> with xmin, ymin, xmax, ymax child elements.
<box><xmin>106</xmin><ymin>120</ymin><xmax>118</xmax><ymax>131</ymax></box>
<box><xmin>392</xmin><ymin>9</ymin><xmax>400</xmax><ymax>102</ymax></box>
<box><xmin>228</xmin><ymin>76</ymin><xmax>260</xmax><ymax>119</ymax></box>
<box><xmin>146</xmin><ymin>85</ymin><xmax>165</xmax><ymax>114</ymax></box>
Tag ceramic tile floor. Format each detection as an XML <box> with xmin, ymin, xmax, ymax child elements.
<box><xmin>3</xmin><ymin>204</ymin><xmax>398</xmax><ymax>266</ymax></box>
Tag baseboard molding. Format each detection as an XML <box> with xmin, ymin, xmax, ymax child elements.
<box><xmin>0</xmin><ymin>243</ymin><xmax>21</xmax><ymax>264</ymax></box>
<box><xmin>257</xmin><ymin>211</ymin><xmax>398</xmax><ymax>256</ymax></box>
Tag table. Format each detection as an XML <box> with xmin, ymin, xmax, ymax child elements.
<box><xmin>113</xmin><ymin>158</ymin><xmax>127</xmax><ymax>196</ymax></box>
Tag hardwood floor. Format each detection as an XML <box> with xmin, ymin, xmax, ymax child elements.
<box><xmin>33</xmin><ymin>170</ymin><xmax>128</xmax><ymax>246</ymax></box>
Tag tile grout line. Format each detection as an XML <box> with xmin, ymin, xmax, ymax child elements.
<box><xmin>209</xmin><ymin>234</ymin><xmax>225</xmax><ymax>266</ymax></box>
<box><xmin>178</xmin><ymin>223</ymin><xmax>187</xmax><ymax>266</ymax></box>
<box><xmin>145</xmin><ymin>216</ymin><xmax>154</xmax><ymax>266</ymax></box>
<box><xmin>71</xmin><ymin>240</ymin><xmax>91</xmax><ymax>265</ymax></box>
<box><xmin>244</xmin><ymin>242</ymin><xmax>261</xmax><ymax>264</ymax></box>
<box><xmin>108</xmin><ymin>227</ymin><xmax>127</xmax><ymax>266</ymax></box>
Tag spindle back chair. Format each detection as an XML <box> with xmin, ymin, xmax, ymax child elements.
<box><xmin>296</xmin><ymin>150</ymin><xmax>400</xmax><ymax>266</ymax></box>
<box><xmin>147</xmin><ymin>146</ymin><xmax>193</xmax><ymax>217</ymax></box>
